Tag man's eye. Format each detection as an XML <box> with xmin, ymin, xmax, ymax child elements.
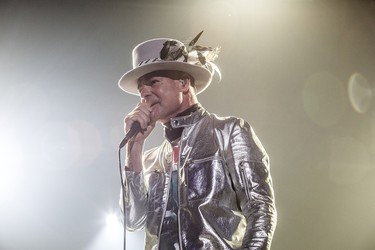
<box><xmin>138</xmin><ymin>78</ymin><xmax>160</xmax><ymax>91</ymax></box>
<box><xmin>148</xmin><ymin>79</ymin><xmax>159</xmax><ymax>86</ymax></box>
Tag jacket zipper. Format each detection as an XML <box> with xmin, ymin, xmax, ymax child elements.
<box><xmin>177</xmin><ymin>141</ymin><xmax>184</xmax><ymax>250</ymax></box>
<box><xmin>157</xmin><ymin>167</ymin><xmax>172</xmax><ymax>250</ymax></box>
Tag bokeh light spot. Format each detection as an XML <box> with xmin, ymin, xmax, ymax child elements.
<box><xmin>38</xmin><ymin>121</ymin><xmax>81</xmax><ymax>169</ymax></box>
<box><xmin>348</xmin><ymin>72</ymin><xmax>373</xmax><ymax>114</ymax></box>
<box><xmin>36</xmin><ymin>120</ymin><xmax>102</xmax><ymax>169</ymax></box>
<box><xmin>70</xmin><ymin>120</ymin><xmax>103</xmax><ymax>167</ymax></box>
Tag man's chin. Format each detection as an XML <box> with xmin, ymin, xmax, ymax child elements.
<box><xmin>152</xmin><ymin>114</ymin><xmax>168</xmax><ymax>124</ymax></box>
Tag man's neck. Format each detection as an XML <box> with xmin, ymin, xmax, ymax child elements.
<box><xmin>163</xmin><ymin>103</ymin><xmax>201</xmax><ymax>143</ymax></box>
<box><xmin>173</xmin><ymin>103</ymin><xmax>200</xmax><ymax>119</ymax></box>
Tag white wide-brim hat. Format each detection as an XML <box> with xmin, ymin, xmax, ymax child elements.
<box><xmin>118</xmin><ymin>34</ymin><xmax>220</xmax><ymax>95</ymax></box>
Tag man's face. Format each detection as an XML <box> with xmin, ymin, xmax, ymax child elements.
<box><xmin>137</xmin><ymin>76</ymin><xmax>184</xmax><ymax>124</ymax></box>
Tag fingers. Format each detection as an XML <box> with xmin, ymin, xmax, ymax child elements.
<box><xmin>124</xmin><ymin>102</ymin><xmax>152</xmax><ymax>132</ymax></box>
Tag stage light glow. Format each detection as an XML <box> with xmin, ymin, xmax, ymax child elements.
<box><xmin>84</xmin><ymin>211</ymin><xmax>144</xmax><ymax>250</ymax></box>
<box><xmin>83</xmin><ymin>211</ymin><xmax>123</xmax><ymax>250</ymax></box>
<box><xmin>0</xmin><ymin>125</ymin><xmax>23</xmax><ymax>201</ymax></box>
<box><xmin>106</xmin><ymin>212</ymin><xmax>121</xmax><ymax>230</ymax></box>
<box><xmin>0</xmin><ymin>145</ymin><xmax>13</xmax><ymax>198</ymax></box>
<box><xmin>1</xmin><ymin>1</ymin><xmax>374</xmax><ymax>249</ymax></box>
<box><xmin>0</xmin><ymin>135</ymin><xmax>14</xmax><ymax>177</ymax></box>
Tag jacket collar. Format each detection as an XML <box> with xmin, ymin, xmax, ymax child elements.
<box><xmin>169</xmin><ymin>104</ymin><xmax>206</xmax><ymax>128</ymax></box>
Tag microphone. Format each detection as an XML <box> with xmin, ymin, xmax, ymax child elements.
<box><xmin>119</xmin><ymin>121</ymin><xmax>142</xmax><ymax>149</ymax></box>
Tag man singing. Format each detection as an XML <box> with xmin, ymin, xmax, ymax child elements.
<box><xmin>118</xmin><ymin>32</ymin><xmax>277</xmax><ymax>250</ymax></box>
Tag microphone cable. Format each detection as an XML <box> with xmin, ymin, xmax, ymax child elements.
<box><xmin>118</xmin><ymin>121</ymin><xmax>142</xmax><ymax>250</ymax></box>
<box><xmin>118</xmin><ymin>145</ymin><xmax>127</xmax><ymax>250</ymax></box>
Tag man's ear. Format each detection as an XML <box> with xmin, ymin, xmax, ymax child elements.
<box><xmin>180</xmin><ymin>78</ymin><xmax>191</xmax><ymax>93</ymax></box>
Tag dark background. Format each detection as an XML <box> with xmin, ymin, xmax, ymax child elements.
<box><xmin>1</xmin><ymin>0</ymin><xmax>374</xmax><ymax>249</ymax></box>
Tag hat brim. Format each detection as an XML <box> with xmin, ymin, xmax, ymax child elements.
<box><xmin>118</xmin><ymin>61</ymin><xmax>212</xmax><ymax>95</ymax></box>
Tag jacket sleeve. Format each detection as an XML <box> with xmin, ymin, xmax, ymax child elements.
<box><xmin>120</xmin><ymin>169</ymin><xmax>148</xmax><ymax>231</ymax></box>
<box><xmin>120</xmin><ymin>145</ymin><xmax>162</xmax><ymax>231</ymax></box>
<box><xmin>225</xmin><ymin>118</ymin><xmax>277</xmax><ymax>250</ymax></box>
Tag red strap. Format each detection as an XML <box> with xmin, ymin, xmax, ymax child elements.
<box><xmin>173</xmin><ymin>145</ymin><xmax>179</xmax><ymax>164</ymax></box>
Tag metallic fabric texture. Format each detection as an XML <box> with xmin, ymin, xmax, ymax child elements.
<box><xmin>122</xmin><ymin>107</ymin><xmax>277</xmax><ymax>250</ymax></box>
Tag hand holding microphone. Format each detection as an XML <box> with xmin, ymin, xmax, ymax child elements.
<box><xmin>119</xmin><ymin>121</ymin><xmax>142</xmax><ymax>148</ymax></box>
<box><xmin>120</xmin><ymin>102</ymin><xmax>155</xmax><ymax>148</ymax></box>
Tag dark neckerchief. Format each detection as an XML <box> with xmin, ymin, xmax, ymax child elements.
<box><xmin>163</xmin><ymin>104</ymin><xmax>200</xmax><ymax>143</ymax></box>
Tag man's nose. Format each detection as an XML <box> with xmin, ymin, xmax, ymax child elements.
<box><xmin>140</xmin><ymin>85</ymin><xmax>152</xmax><ymax>101</ymax></box>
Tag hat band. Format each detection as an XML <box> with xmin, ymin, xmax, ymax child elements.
<box><xmin>137</xmin><ymin>55</ymin><xmax>189</xmax><ymax>68</ymax></box>
<box><xmin>137</xmin><ymin>58</ymin><xmax>162</xmax><ymax>67</ymax></box>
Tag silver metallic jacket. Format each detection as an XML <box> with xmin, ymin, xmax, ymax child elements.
<box><xmin>123</xmin><ymin>107</ymin><xmax>277</xmax><ymax>250</ymax></box>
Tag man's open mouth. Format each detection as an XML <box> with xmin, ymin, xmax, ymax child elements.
<box><xmin>150</xmin><ymin>102</ymin><xmax>159</xmax><ymax>107</ymax></box>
